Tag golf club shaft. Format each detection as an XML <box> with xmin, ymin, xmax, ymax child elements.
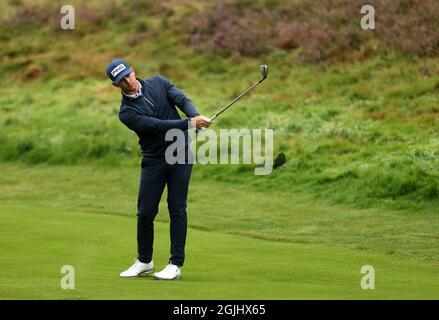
<box><xmin>211</xmin><ymin>78</ymin><xmax>266</xmax><ymax>121</ymax></box>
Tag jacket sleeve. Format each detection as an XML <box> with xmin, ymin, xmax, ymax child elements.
<box><xmin>157</xmin><ymin>75</ymin><xmax>200</xmax><ymax>118</ymax></box>
<box><xmin>119</xmin><ymin>107</ymin><xmax>190</xmax><ymax>134</ymax></box>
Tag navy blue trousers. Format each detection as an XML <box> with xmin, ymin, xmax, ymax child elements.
<box><xmin>137</xmin><ymin>157</ymin><xmax>192</xmax><ymax>267</ymax></box>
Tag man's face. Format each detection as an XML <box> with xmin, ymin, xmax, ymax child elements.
<box><xmin>114</xmin><ymin>67</ymin><xmax>138</xmax><ymax>93</ymax></box>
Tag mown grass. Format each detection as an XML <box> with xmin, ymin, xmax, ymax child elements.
<box><xmin>1</xmin><ymin>203</ymin><xmax>438</xmax><ymax>299</ymax></box>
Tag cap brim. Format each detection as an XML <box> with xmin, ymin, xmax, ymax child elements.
<box><xmin>112</xmin><ymin>67</ymin><xmax>132</xmax><ymax>85</ymax></box>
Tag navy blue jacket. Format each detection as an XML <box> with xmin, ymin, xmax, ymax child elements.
<box><xmin>119</xmin><ymin>75</ymin><xmax>199</xmax><ymax>159</ymax></box>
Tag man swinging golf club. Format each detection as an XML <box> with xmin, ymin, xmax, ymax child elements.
<box><xmin>107</xmin><ymin>59</ymin><xmax>212</xmax><ymax>280</ymax></box>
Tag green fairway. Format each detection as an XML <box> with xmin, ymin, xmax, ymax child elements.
<box><xmin>0</xmin><ymin>203</ymin><xmax>437</xmax><ymax>299</ymax></box>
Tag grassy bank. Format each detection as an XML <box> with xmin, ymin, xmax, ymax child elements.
<box><xmin>1</xmin><ymin>1</ymin><xmax>439</xmax><ymax>210</ymax></box>
<box><xmin>1</xmin><ymin>56</ymin><xmax>439</xmax><ymax>211</ymax></box>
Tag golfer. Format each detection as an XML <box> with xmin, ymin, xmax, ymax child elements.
<box><xmin>106</xmin><ymin>59</ymin><xmax>212</xmax><ymax>280</ymax></box>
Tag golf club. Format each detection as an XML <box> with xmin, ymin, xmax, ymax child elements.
<box><xmin>210</xmin><ymin>64</ymin><xmax>268</xmax><ymax>121</ymax></box>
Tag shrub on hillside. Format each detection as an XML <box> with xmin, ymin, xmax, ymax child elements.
<box><xmin>376</xmin><ymin>0</ymin><xmax>439</xmax><ymax>57</ymax></box>
<box><xmin>187</xmin><ymin>0</ymin><xmax>439</xmax><ymax>63</ymax></box>
<box><xmin>0</xmin><ymin>1</ymin><xmax>163</xmax><ymax>29</ymax></box>
<box><xmin>7</xmin><ymin>4</ymin><xmax>53</xmax><ymax>27</ymax></box>
<box><xmin>188</xmin><ymin>3</ymin><xmax>274</xmax><ymax>57</ymax></box>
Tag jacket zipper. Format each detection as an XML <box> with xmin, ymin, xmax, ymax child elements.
<box><xmin>143</xmin><ymin>96</ymin><xmax>155</xmax><ymax>107</ymax></box>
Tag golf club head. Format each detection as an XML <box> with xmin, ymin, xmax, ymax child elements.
<box><xmin>260</xmin><ymin>65</ymin><xmax>268</xmax><ymax>79</ymax></box>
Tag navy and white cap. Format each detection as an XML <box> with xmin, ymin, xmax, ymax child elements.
<box><xmin>106</xmin><ymin>59</ymin><xmax>132</xmax><ymax>85</ymax></box>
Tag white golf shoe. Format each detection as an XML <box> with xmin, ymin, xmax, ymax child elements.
<box><xmin>153</xmin><ymin>263</ymin><xmax>181</xmax><ymax>280</ymax></box>
<box><xmin>120</xmin><ymin>259</ymin><xmax>154</xmax><ymax>278</ymax></box>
